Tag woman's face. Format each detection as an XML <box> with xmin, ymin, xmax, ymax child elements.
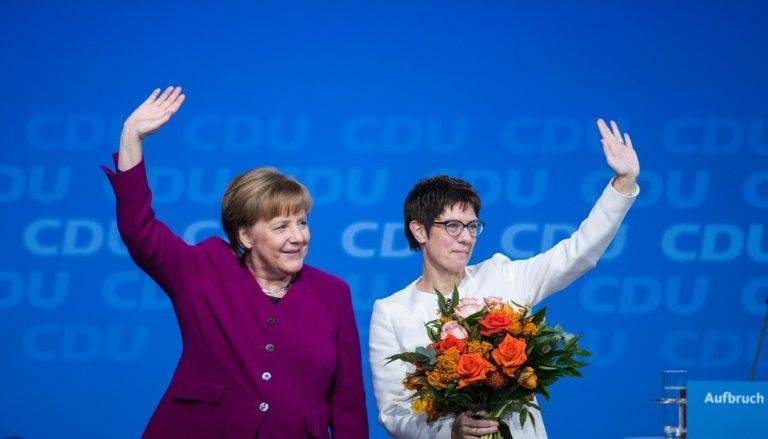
<box><xmin>240</xmin><ymin>211</ymin><xmax>310</xmax><ymax>280</ymax></box>
<box><xmin>421</xmin><ymin>203</ymin><xmax>478</xmax><ymax>275</ymax></box>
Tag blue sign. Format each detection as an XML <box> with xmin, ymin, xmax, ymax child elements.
<box><xmin>688</xmin><ymin>381</ymin><xmax>768</xmax><ymax>438</ymax></box>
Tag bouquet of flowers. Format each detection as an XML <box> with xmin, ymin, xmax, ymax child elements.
<box><xmin>387</xmin><ymin>288</ymin><xmax>590</xmax><ymax>439</ymax></box>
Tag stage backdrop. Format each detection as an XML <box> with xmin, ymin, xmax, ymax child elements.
<box><xmin>1</xmin><ymin>2</ymin><xmax>766</xmax><ymax>438</ymax></box>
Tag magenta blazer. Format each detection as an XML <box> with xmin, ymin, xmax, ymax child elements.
<box><xmin>104</xmin><ymin>159</ymin><xmax>368</xmax><ymax>438</ymax></box>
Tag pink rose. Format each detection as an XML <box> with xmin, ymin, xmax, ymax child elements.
<box><xmin>454</xmin><ymin>298</ymin><xmax>484</xmax><ymax>319</ymax></box>
<box><xmin>484</xmin><ymin>296</ymin><xmax>504</xmax><ymax>310</ymax></box>
<box><xmin>440</xmin><ymin>320</ymin><xmax>468</xmax><ymax>340</ymax></box>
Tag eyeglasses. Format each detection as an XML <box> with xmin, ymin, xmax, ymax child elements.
<box><xmin>432</xmin><ymin>220</ymin><xmax>485</xmax><ymax>237</ymax></box>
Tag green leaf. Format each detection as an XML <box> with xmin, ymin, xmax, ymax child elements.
<box><xmin>575</xmin><ymin>349</ymin><xmax>592</xmax><ymax>358</ymax></box>
<box><xmin>463</xmin><ymin>309</ymin><xmax>486</xmax><ymax>324</ymax></box>
<box><xmin>531</xmin><ymin>306</ymin><xmax>547</xmax><ymax>325</ymax></box>
<box><xmin>498</xmin><ymin>422</ymin><xmax>513</xmax><ymax>439</ymax></box>
<box><xmin>451</xmin><ymin>286</ymin><xmax>460</xmax><ymax>311</ymax></box>
<box><xmin>436</xmin><ymin>290</ymin><xmax>449</xmax><ymax>315</ymax></box>
<box><xmin>507</xmin><ymin>298</ymin><xmax>527</xmax><ymax>310</ymax></box>
<box><xmin>562</xmin><ymin>334</ymin><xmax>579</xmax><ymax>351</ymax></box>
<box><xmin>385</xmin><ymin>347</ymin><xmax>436</xmax><ymax>368</ymax></box>
<box><xmin>538</xmin><ymin>385</ymin><xmax>550</xmax><ymax>401</ymax></box>
<box><xmin>522</xmin><ymin>400</ymin><xmax>540</xmax><ymax>412</ymax></box>
<box><xmin>425</xmin><ymin>323</ymin><xmax>439</xmax><ymax>343</ymax></box>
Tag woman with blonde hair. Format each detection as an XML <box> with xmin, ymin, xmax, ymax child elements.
<box><xmin>104</xmin><ymin>86</ymin><xmax>367</xmax><ymax>438</ymax></box>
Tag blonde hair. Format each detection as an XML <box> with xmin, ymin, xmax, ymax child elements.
<box><xmin>221</xmin><ymin>167</ymin><xmax>312</xmax><ymax>256</ymax></box>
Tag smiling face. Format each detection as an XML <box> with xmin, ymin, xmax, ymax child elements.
<box><xmin>412</xmin><ymin>203</ymin><xmax>478</xmax><ymax>276</ymax></box>
<box><xmin>239</xmin><ymin>211</ymin><xmax>310</xmax><ymax>281</ymax></box>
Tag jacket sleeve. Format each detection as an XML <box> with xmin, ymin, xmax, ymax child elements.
<box><xmin>330</xmin><ymin>284</ymin><xmax>369</xmax><ymax>438</ymax></box>
<box><xmin>494</xmin><ymin>179</ymin><xmax>638</xmax><ymax>306</ymax></box>
<box><xmin>102</xmin><ymin>157</ymin><xmax>195</xmax><ymax>297</ymax></box>
<box><xmin>369</xmin><ymin>299</ymin><xmax>454</xmax><ymax>439</ymax></box>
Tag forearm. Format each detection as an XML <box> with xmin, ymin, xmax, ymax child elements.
<box><xmin>104</xmin><ymin>159</ymin><xmax>191</xmax><ymax>296</ymax></box>
<box><xmin>118</xmin><ymin>127</ymin><xmax>143</xmax><ymax>172</ymax></box>
<box><xmin>507</xmin><ymin>179</ymin><xmax>637</xmax><ymax>304</ymax></box>
<box><xmin>370</xmin><ymin>301</ymin><xmax>453</xmax><ymax>438</ymax></box>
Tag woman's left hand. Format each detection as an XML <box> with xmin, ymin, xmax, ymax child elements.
<box><xmin>597</xmin><ymin>118</ymin><xmax>640</xmax><ymax>195</ymax></box>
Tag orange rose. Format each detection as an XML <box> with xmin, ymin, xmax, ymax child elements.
<box><xmin>491</xmin><ymin>334</ymin><xmax>527</xmax><ymax>376</ymax></box>
<box><xmin>434</xmin><ymin>334</ymin><xmax>468</xmax><ymax>352</ymax></box>
<box><xmin>456</xmin><ymin>353</ymin><xmax>496</xmax><ymax>389</ymax></box>
<box><xmin>517</xmin><ymin>366</ymin><xmax>538</xmax><ymax>389</ymax></box>
<box><xmin>479</xmin><ymin>311</ymin><xmax>512</xmax><ymax>336</ymax></box>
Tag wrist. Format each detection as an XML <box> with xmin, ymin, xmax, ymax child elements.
<box><xmin>121</xmin><ymin>124</ymin><xmax>141</xmax><ymax>140</ymax></box>
<box><xmin>611</xmin><ymin>175</ymin><xmax>638</xmax><ymax>195</ymax></box>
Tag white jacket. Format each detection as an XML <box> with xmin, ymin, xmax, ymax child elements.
<box><xmin>369</xmin><ymin>181</ymin><xmax>638</xmax><ymax>438</ymax></box>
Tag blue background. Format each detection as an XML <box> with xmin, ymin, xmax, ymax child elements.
<box><xmin>1</xmin><ymin>1</ymin><xmax>767</xmax><ymax>438</ymax></box>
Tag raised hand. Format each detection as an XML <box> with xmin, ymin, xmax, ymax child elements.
<box><xmin>118</xmin><ymin>86</ymin><xmax>185</xmax><ymax>171</ymax></box>
<box><xmin>124</xmin><ymin>86</ymin><xmax>185</xmax><ymax>139</ymax></box>
<box><xmin>597</xmin><ymin>119</ymin><xmax>640</xmax><ymax>195</ymax></box>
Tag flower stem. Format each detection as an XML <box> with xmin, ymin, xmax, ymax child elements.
<box><xmin>489</xmin><ymin>384</ymin><xmax>520</xmax><ymax>419</ymax></box>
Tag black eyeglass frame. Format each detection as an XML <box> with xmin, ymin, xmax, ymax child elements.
<box><xmin>432</xmin><ymin>220</ymin><xmax>486</xmax><ymax>237</ymax></box>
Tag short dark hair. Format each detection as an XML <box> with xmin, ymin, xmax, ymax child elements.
<box><xmin>403</xmin><ymin>175</ymin><xmax>481</xmax><ymax>251</ymax></box>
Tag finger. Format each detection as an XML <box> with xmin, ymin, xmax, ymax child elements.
<box><xmin>610</xmin><ymin>120</ymin><xmax>623</xmax><ymax>142</ymax></box>
<box><xmin>463</xmin><ymin>425</ymin><xmax>498</xmax><ymax>437</ymax></box>
<box><xmin>154</xmin><ymin>86</ymin><xmax>175</xmax><ymax>106</ymax></box>
<box><xmin>624</xmin><ymin>133</ymin><xmax>634</xmax><ymax>149</ymax></box>
<box><xmin>160</xmin><ymin>87</ymin><xmax>183</xmax><ymax>111</ymax></box>
<box><xmin>474</xmin><ymin>419</ymin><xmax>499</xmax><ymax>428</ymax></box>
<box><xmin>596</xmin><ymin>119</ymin><xmax>613</xmax><ymax>141</ymax></box>
<box><xmin>465</xmin><ymin>416</ymin><xmax>498</xmax><ymax>428</ymax></box>
<box><xmin>601</xmin><ymin>139</ymin><xmax>618</xmax><ymax>161</ymax></box>
<box><xmin>143</xmin><ymin>88</ymin><xmax>161</xmax><ymax>104</ymax></box>
<box><xmin>166</xmin><ymin>93</ymin><xmax>186</xmax><ymax>114</ymax></box>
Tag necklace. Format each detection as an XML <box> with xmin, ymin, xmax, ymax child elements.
<box><xmin>261</xmin><ymin>275</ymin><xmax>296</xmax><ymax>295</ymax></box>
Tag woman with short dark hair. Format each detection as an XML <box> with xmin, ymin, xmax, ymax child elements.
<box><xmin>370</xmin><ymin>119</ymin><xmax>640</xmax><ymax>439</ymax></box>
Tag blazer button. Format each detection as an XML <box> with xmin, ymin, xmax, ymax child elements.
<box><xmin>262</xmin><ymin>372</ymin><xmax>272</xmax><ymax>381</ymax></box>
<box><xmin>266</xmin><ymin>317</ymin><xmax>276</xmax><ymax>325</ymax></box>
<box><xmin>259</xmin><ymin>402</ymin><xmax>269</xmax><ymax>412</ymax></box>
<box><xmin>265</xmin><ymin>344</ymin><xmax>275</xmax><ymax>352</ymax></box>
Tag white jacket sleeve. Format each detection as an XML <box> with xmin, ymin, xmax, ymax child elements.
<box><xmin>369</xmin><ymin>299</ymin><xmax>454</xmax><ymax>439</ymax></box>
<box><xmin>494</xmin><ymin>180</ymin><xmax>638</xmax><ymax>306</ymax></box>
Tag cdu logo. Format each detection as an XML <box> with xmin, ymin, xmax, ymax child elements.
<box><xmin>661</xmin><ymin>223</ymin><xmax>768</xmax><ymax>262</ymax></box>
<box><xmin>662</xmin><ymin>117</ymin><xmax>768</xmax><ymax>155</ymax></box>
<box><xmin>183</xmin><ymin>115</ymin><xmax>309</xmax><ymax>152</ymax></box>
<box><xmin>342</xmin><ymin>116</ymin><xmax>469</xmax><ymax>153</ymax></box>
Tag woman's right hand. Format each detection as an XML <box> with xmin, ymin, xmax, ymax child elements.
<box><xmin>451</xmin><ymin>411</ymin><xmax>499</xmax><ymax>439</ymax></box>
<box><xmin>118</xmin><ymin>86</ymin><xmax>185</xmax><ymax>171</ymax></box>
